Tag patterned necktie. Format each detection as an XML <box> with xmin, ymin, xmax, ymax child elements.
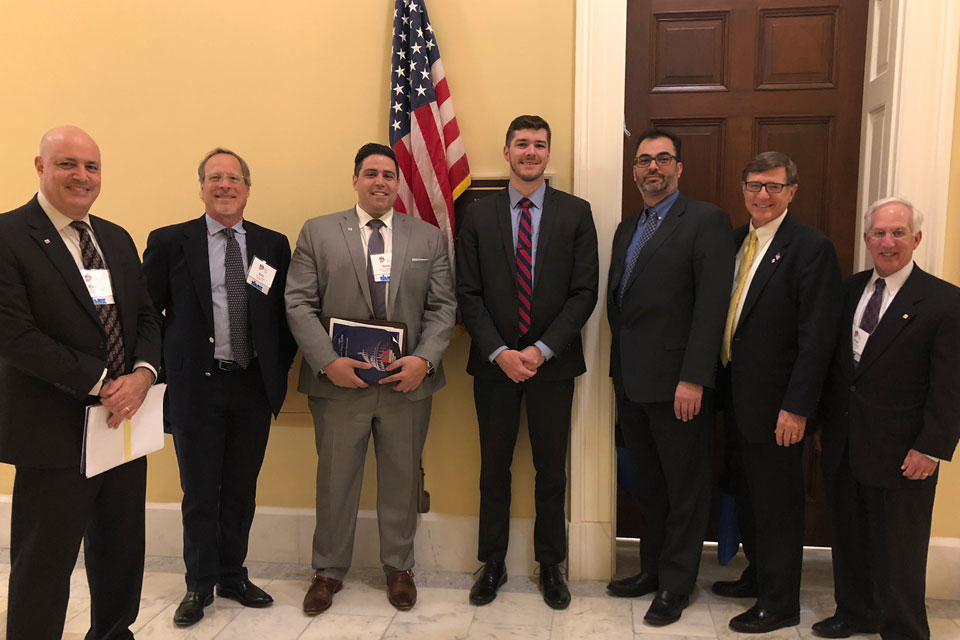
<box><xmin>223</xmin><ymin>227</ymin><xmax>252</xmax><ymax>368</ymax></box>
<box><xmin>859</xmin><ymin>278</ymin><xmax>886</xmax><ymax>333</ymax></box>
<box><xmin>367</xmin><ymin>219</ymin><xmax>387</xmax><ymax>320</ymax></box>
<box><xmin>516</xmin><ymin>198</ymin><xmax>534</xmax><ymax>335</ymax></box>
<box><xmin>70</xmin><ymin>221</ymin><xmax>125</xmax><ymax>380</ymax></box>
<box><xmin>721</xmin><ymin>229</ymin><xmax>758</xmax><ymax>366</ymax></box>
<box><xmin>616</xmin><ymin>207</ymin><xmax>659</xmax><ymax>306</ymax></box>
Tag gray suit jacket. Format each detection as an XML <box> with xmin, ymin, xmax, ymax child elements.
<box><xmin>285</xmin><ymin>208</ymin><xmax>456</xmax><ymax>402</ymax></box>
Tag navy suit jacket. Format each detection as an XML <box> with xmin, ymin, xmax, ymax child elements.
<box><xmin>0</xmin><ymin>196</ymin><xmax>161</xmax><ymax>468</ymax></box>
<box><xmin>820</xmin><ymin>266</ymin><xmax>960</xmax><ymax>489</ymax></box>
<box><xmin>142</xmin><ymin>215</ymin><xmax>296</xmax><ymax>427</ymax></box>
<box><xmin>723</xmin><ymin>213</ymin><xmax>842</xmax><ymax>443</ymax></box>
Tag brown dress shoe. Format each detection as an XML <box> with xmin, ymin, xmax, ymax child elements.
<box><xmin>386</xmin><ymin>570</ymin><xmax>417</xmax><ymax>611</ymax></box>
<box><xmin>303</xmin><ymin>573</ymin><xmax>342</xmax><ymax>615</ymax></box>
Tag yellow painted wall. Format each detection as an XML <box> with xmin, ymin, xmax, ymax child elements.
<box><xmin>0</xmin><ymin>1</ymin><xmax>577</xmax><ymax>518</ymax></box>
<box><xmin>930</xmin><ymin>43</ymin><xmax>960</xmax><ymax>538</ymax></box>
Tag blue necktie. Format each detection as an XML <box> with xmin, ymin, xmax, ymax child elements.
<box><xmin>616</xmin><ymin>207</ymin><xmax>659</xmax><ymax>306</ymax></box>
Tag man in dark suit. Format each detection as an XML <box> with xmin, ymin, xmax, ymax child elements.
<box><xmin>142</xmin><ymin>148</ymin><xmax>296</xmax><ymax>627</ymax></box>
<box><xmin>713</xmin><ymin>152</ymin><xmax>842</xmax><ymax>633</ymax></box>
<box><xmin>456</xmin><ymin>115</ymin><xmax>599</xmax><ymax>610</ymax></box>
<box><xmin>814</xmin><ymin>197</ymin><xmax>960</xmax><ymax>640</ymax></box>
<box><xmin>286</xmin><ymin>143</ymin><xmax>456</xmax><ymax>615</ymax></box>
<box><xmin>605</xmin><ymin>129</ymin><xmax>734</xmax><ymax>625</ymax></box>
<box><xmin>0</xmin><ymin>125</ymin><xmax>161</xmax><ymax>640</ymax></box>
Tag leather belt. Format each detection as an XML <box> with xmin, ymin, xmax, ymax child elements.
<box><xmin>216</xmin><ymin>359</ymin><xmax>244</xmax><ymax>371</ymax></box>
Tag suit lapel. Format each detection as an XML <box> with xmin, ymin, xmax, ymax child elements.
<box><xmin>389</xmin><ymin>213</ymin><xmax>411</xmax><ymax>316</ymax></box>
<box><xmin>183</xmin><ymin>215</ymin><xmax>215</xmax><ymax>331</ymax></box>
<box><xmin>620</xmin><ymin>195</ymin><xmax>686</xmax><ymax>299</ymax></box>
<box><xmin>496</xmin><ymin>190</ymin><xmax>517</xmax><ymax>287</ymax></box>
<box><xmin>737</xmin><ymin>214</ymin><xmax>794</xmax><ymax>327</ymax></box>
<box><xmin>25</xmin><ymin>203</ymin><xmax>101</xmax><ymax>326</ymax></box>
<box><xmin>533</xmin><ymin>188</ymin><xmax>556</xmax><ymax>290</ymax></box>
<box><xmin>855</xmin><ymin>268</ymin><xmax>923</xmax><ymax>376</ymax></box>
<box><xmin>243</xmin><ymin>220</ymin><xmax>265</xmax><ymax>329</ymax></box>
<box><xmin>342</xmin><ymin>210</ymin><xmax>375</xmax><ymax>315</ymax></box>
<box><xmin>609</xmin><ymin>212</ymin><xmax>641</xmax><ymax>306</ymax></box>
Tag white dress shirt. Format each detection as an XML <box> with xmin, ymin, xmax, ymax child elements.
<box><xmin>356</xmin><ymin>204</ymin><xmax>394</xmax><ymax>317</ymax></box>
<box><xmin>730</xmin><ymin>209</ymin><xmax>789</xmax><ymax>332</ymax></box>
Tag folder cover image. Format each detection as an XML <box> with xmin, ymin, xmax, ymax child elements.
<box><xmin>325</xmin><ymin>317</ymin><xmax>406</xmax><ymax>383</ymax></box>
<box><xmin>82</xmin><ymin>383</ymin><xmax>166</xmax><ymax>478</ymax></box>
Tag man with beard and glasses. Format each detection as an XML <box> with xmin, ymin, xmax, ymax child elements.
<box><xmin>605</xmin><ymin>128</ymin><xmax>734</xmax><ymax>627</ymax></box>
<box><xmin>457</xmin><ymin>115</ymin><xmax>599</xmax><ymax>610</ymax></box>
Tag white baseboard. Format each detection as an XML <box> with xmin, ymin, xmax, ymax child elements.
<box><xmin>1</xmin><ymin>496</ymin><xmax>959</xmax><ymax>597</ymax></box>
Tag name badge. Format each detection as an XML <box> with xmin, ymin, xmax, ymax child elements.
<box><xmin>370</xmin><ymin>252</ymin><xmax>391</xmax><ymax>282</ymax></box>
<box><xmin>851</xmin><ymin>325</ymin><xmax>870</xmax><ymax>362</ymax></box>
<box><xmin>246</xmin><ymin>256</ymin><xmax>277</xmax><ymax>294</ymax></box>
<box><xmin>81</xmin><ymin>269</ymin><xmax>114</xmax><ymax>305</ymax></box>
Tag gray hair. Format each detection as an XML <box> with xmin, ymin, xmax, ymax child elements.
<box><xmin>863</xmin><ymin>196</ymin><xmax>923</xmax><ymax>233</ymax></box>
<box><xmin>198</xmin><ymin>147</ymin><xmax>251</xmax><ymax>187</ymax></box>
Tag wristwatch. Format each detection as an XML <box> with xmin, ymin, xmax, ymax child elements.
<box><xmin>419</xmin><ymin>357</ymin><xmax>435</xmax><ymax>376</ymax></box>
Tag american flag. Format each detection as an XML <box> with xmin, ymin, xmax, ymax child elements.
<box><xmin>390</xmin><ymin>0</ymin><xmax>470</xmax><ymax>261</ymax></box>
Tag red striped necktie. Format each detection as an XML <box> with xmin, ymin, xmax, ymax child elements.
<box><xmin>516</xmin><ymin>197</ymin><xmax>534</xmax><ymax>336</ymax></box>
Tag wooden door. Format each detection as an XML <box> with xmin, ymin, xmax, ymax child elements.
<box><xmin>618</xmin><ymin>0</ymin><xmax>868</xmax><ymax>547</ymax></box>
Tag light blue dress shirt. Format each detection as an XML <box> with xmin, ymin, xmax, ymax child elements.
<box><xmin>205</xmin><ymin>215</ymin><xmax>248</xmax><ymax>361</ymax></box>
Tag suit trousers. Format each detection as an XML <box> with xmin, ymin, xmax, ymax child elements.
<box><xmin>726</xmin><ymin>418</ymin><xmax>805</xmax><ymax>615</ymax></box>
<box><xmin>308</xmin><ymin>387</ymin><xmax>431</xmax><ymax>580</ymax></box>
<box><xmin>170</xmin><ymin>361</ymin><xmax>272</xmax><ymax>592</ymax></box>
<box><xmin>474</xmin><ymin>376</ymin><xmax>574</xmax><ymax>565</ymax></box>
<box><xmin>825</xmin><ymin>448</ymin><xmax>936</xmax><ymax>640</ymax></box>
<box><xmin>7</xmin><ymin>458</ymin><xmax>146</xmax><ymax>640</ymax></box>
<box><xmin>617</xmin><ymin>393</ymin><xmax>714</xmax><ymax>594</ymax></box>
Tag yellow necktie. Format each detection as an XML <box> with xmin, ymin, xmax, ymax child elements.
<box><xmin>721</xmin><ymin>230</ymin><xmax>758</xmax><ymax>366</ymax></box>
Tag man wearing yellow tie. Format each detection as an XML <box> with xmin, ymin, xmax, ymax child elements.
<box><xmin>712</xmin><ymin>152</ymin><xmax>842</xmax><ymax>634</ymax></box>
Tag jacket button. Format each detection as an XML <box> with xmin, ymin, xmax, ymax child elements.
<box><xmin>205</xmin><ymin>372</ymin><xmax>212</xmax><ymax>377</ymax></box>
<box><xmin>209</xmin><ymin>337</ymin><xmax>215</xmax><ymax>343</ymax></box>
<box><xmin>850</xmin><ymin>385</ymin><xmax>856</xmax><ymax>391</ymax></box>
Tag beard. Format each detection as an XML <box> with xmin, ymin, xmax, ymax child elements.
<box><xmin>637</xmin><ymin>172</ymin><xmax>675</xmax><ymax>198</ymax></box>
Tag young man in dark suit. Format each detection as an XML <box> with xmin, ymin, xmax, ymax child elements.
<box><xmin>143</xmin><ymin>148</ymin><xmax>296</xmax><ymax>627</ymax></box>
<box><xmin>713</xmin><ymin>152</ymin><xmax>842</xmax><ymax>633</ymax></box>
<box><xmin>814</xmin><ymin>197</ymin><xmax>960</xmax><ymax>640</ymax></box>
<box><xmin>457</xmin><ymin>115</ymin><xmax>599</xmax><ymax>610</ymax></box>
<box><xmin>0</xmin><ymin>126</ymin><xmax>161</xmax><ymax>640</ymax></box>
<box><xmin>605</xmin><ymin>129</ymin><xmax>735</xmax><ymax>626</ymax></box>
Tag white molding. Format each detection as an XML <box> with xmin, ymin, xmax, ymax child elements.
<box><xmin>569</xmin><ymin>0</ymin><xmax>626</xmax><ymax>580</ymax></box>
<box><xmin>857</xmin><ymin>0</ymin><xmax>959</xmax><ymax>274</ymax></box>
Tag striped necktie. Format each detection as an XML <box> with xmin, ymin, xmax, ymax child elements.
<box><xmin>516</xmin><ymin>198</ymin><xmax>534</xmax><ymax>335</ymax></box>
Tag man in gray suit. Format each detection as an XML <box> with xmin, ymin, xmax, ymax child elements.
<box><xmin>285</xmin><ymin>143</ymin><xmax>456</xmax><ymax>615</ymax></box>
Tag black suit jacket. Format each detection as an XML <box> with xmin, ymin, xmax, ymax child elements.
<box><xmin>608</xmin><ymin>193</ymin><xmax>735</xmax><ymax>403</ymax></box>
<box><xmin>142</xmin><ymin>215</ymin><xmax>296</xmax><ymax>427</ymax></box>
<box><xmin>724</xmin><ymin>213</ymin><xmax>842</xmax><ymax>443</ymax></box>
<box><xmin>456</xmin><ymin>187</ymin><xmax>599</xmax><ymax>382</ymax></box>
<box><xmin>0</xmin><ymin>196</ymin><xmax>162</xmax><ymax>468</ymax></box>
<box><xmin>821</xmin><ymin>266</ymin><xmax>960</xmax><ymax>489</ymax></box>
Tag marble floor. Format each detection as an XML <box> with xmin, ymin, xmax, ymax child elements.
<box><xmin>1</xmin><ymin>546</ymin><xmax>959</xmax><ymax>639</ymax></box>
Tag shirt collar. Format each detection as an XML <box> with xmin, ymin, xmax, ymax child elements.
<box><xmin>869</xmin><ymin>260</ymin><xmax>914</xmax><ymax>296</ymax></box>
<box><xmin>356</xmin><ymin>204</ymin><xmax>394</xmax><ymax>229</ymax></box>
<box><xmin>37</xmin><ymin>190</ymin><xmax>92</xmax><ymax>232</ymax></box>
<box><xmin>508</xmin><ymin>182</ymin><xmax>547</xmax><ymax>211</ymax></box>
<box><xmin>205</xmin><ymin>214</ymin><xmax>245</xmax><ymax>236</ymax></box>
<box><xmin>750</xmin><ymin>208</ymin><xmax>788</xmax><ymax>243</ymax></box>
<box><xmin>644</xmin><ymin>189</ymin><xmax>680</xmax><ymax>220</ymax></box>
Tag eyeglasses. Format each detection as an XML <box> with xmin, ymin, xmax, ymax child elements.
<box><xmin>743</xmin><ymin>181</ymin><xmax>791</xmax><ymax>194</ymax></box>
<box><xmin>866</xmin><ymin>228</ymin><xmax>911</xmax><ymax>240</ymax></box>
<box><xmin>634</xmin><ymin>153</ymin><xmax>677</xmax><ymax>168</ymax></box>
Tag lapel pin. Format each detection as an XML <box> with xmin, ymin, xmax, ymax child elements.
<box><xmin>771</xmin><ymin>253</ymin><xmax>781</xmax><ymax>263</ymax></box>
<box><xmin>347</xmin><ymin>227</ymin><xmax>354</xmax><ymax>232</ymax></box>
<box><xmin>902</xmin><ymin>313</ymin><xmax>909</xmax><ymax>319</ymax></box>
<box><xmin>43</xmin><ymin>238</ymin><xmax>51</xmax><ymax>244</ymax></box>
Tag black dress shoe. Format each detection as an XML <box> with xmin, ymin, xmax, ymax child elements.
<box><xmin>469</xmin><ymin>561</ymin><xmax>507</xmax><ymax>605</ymax></box>
<box><xmin>711</xmin><ymin>576</ymin><xmax>758</xmax><ymax>598</ymax></box>
<box><xmin>729</xmin><ymin>606</ymin><xmax>800</xmax><ymax>634</ymax></box>
<box><xmin>643</xmin><ymin>590</ymin><xmax>689</xmax><ymax>626</ymax></box>
<box><xmin>173</xmin><ymin>591</ymin><xmax>213</xmax><ymax>627</ymax></box>
<box><xmin>606</xmin><ymin>571</ymin><xmax>659</xmax><ymax>598</ymax></box>
<box><xmin>216</xmin><ymin>579</ymin><xmax>274</xmax><ymax>608</ymax></box>
<box><xmin>539</xmin><ymin>563</ymin><xmax>570</xmax><ymax>610</ymax></box>
<box><xmin>812</xmin><ymin>614</ymin><xmax>880</xmax><ymax>638</ymax></box>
